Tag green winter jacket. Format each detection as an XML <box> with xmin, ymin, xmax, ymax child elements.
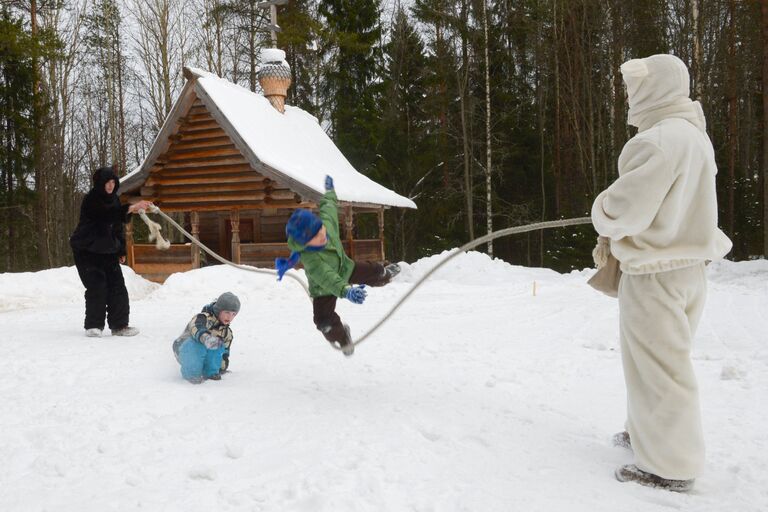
<box><xmin>287</xmin><ymin>190</ymin><xmax>355</xmax><ymax>298</ymax></box>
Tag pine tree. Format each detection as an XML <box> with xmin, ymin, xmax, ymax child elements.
<box><xmin>318</xmin><ymin>0</ymin><xmax>382</xmax><ymax>171</ymax></box>
<box><xmin>0</xmin><ymin>7</ymin><xmax>58</xmax><ymax>271</ymax></box>
<box><xmin>279</xmin><ymin>0</ymin><xmax>323</xmax><ymax>115</ymax></box>
<box><xmin>375</xmin><ymin>8</ymin><xmax>433</xmax><ymax>260</ymax></box>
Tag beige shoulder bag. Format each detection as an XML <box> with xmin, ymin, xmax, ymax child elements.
<box><xmin>587</xmin><ymin>253</ymin><xmax>622</xmax><ymax>298</ymax></box>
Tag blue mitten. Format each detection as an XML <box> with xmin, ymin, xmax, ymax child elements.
<box><xmin>345</xmin><ymin>285</ymin><xmax>367</xmax><ymax>304</ymax></box>
<box><xmin>325</xmin><ymin>175</ymin><xmax>334</xmax><ymax>191</ymax></box>
<box><xmin>275</xmin><ymin>252</ymin><xmax>301</xmax><ymax>281</ymax></box>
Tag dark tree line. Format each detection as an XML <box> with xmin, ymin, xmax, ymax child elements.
<box><xmin>1</xmin><ymin>0</ymin><xmax>766</xmax><ymax>273</ymax></box>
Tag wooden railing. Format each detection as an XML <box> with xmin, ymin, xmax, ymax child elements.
<box><xmin>342</xmin><ymin>239</ymin><xmax>383</xmax><ymax>261</ymax></box>
<box><xmin>240</xmin><ymin>239</ymin><xmax>384</xmax><ymax>269</ymax></box>
<box><xmin>131</xmin><ymin>239</ymin><xmax>384</xmax><ymax>281</ymax></box>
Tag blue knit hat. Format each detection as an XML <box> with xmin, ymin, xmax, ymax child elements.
<box><xmin>286</xmin><ymin>209</ymin><xmax>323</xmax><ymax>246</ymax></box>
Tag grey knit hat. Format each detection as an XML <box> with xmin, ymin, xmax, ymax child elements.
<box><xmin>213</xmin><ymin>292</ymin><xmax>241</xmax><ymax>315</ymax></box>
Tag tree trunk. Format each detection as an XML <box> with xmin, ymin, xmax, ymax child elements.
<box><xmin>116</xmin><ymin>22</ymin><xmax>127</xmax><ymax>173</ymax></box>
<box><xmin>482</xmin><ymin>0</ymin><xmax>493</xmax><ymax>255</ymax></box>
<box><xmin>763</xmin><ymin>0</ymin><xmax>768</xmax><ymax>256</ymax></box>
<box><xmin>459</xmin><ymin>0</ymin><xmax>473</xmax><ymax>241</ymax></box>
<box><xmin>31</xmin><ymin>0</ymin><xmax>51</xmax><ymax>269</ymax></box>
<box><xmin>611</xmin><ymin>0</ymin><xmax>624</xmax><ymax>177</ymax></box>
<box><xmin>726</xmin><ymin>0</ymin><xmax>737</xmax><ymax>248</ymax></box>
<box><xmin>249</xmin><ymin>2</ymin><xmax>257</xmax><ymax>92</ymax></box>
<box><xmin>692</xmin><ymin>0</ymin><xmax>703</xmax><ymax>100</ymax></box>
<box><xmin>537</xmin><ymin>0</ymin><xmax>546</xmax><ymax>266</ymax></box>
<box><xmin>553</xmin><ymin>0</ymin><xmax>562</xmax><ymax>216</ymax></box>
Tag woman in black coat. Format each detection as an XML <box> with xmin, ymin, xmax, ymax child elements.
<box><xmin>70</xmin><ymin>166</ymin><xmax>152</xmax><ymax>337</ymax></box>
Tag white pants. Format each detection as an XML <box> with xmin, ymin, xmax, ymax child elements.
<box><xmin>618</xmin><ymin>263</ymin><xmax>706</xmax><ymax>480</ymax></box>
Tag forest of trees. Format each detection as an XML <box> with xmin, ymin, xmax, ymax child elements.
<box><xmin>1</xmin><ymin>0</ymin><xmax>766</xmax><ymax>273</ymax></box>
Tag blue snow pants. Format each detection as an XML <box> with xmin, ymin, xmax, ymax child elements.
<box><xmin>177</xmin><ymin>337</ymin><xmax>226</xmax><ymax>381</ymax></box>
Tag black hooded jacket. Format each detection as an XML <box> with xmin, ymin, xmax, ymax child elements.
<box><xmin>70</xmin><ymin>167</ymin><xmax>131</xmax><ymax>256</ymax></box>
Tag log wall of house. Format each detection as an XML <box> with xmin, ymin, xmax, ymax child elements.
<box><xmin>139</xmin><ymin>97</ymin><xmax>303</xmax><ymax>212</ymax></box>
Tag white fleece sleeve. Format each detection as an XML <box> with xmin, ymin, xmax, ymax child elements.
<box><xmin>591</xmin><ymin>139</ymin><xmax>676</xmax><ymax>240</ymax></box>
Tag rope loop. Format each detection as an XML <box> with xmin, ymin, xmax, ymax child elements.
<box><xmin>139</xmin><ymin>206</ymin><xmax>592</xmax><ymax>350</ymax></box>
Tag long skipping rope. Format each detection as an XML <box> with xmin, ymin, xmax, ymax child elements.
<box><xmin>138</xmin><ymin>205</ymin><xmax>592</xmax><ymax>350</ymax></box>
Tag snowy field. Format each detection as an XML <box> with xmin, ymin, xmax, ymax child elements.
<box><xmin>0</xmin><ymin>253</ymin><xmax>766</xmax><ymax>512</ymax></box>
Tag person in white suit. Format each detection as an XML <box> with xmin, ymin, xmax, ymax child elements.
<box><xmin>591</xmin><ymin>54</ymin><xmax>732</xmax><ymax>492</ymax></box>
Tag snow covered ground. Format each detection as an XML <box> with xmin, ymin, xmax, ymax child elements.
<box><xmin>0</xmin><ymin>253</ymin><xmax>766</xmax><ymax>512</ymax></box>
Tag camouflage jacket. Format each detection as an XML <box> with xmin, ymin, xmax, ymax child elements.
<box><xmin>172</xmin><ymin>302</ymin><xmax>234</xmax><ymax>371</ymax></box>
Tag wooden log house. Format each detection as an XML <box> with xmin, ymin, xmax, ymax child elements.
<box><xmin>119</xmin><ymin>66</ymin><xmax>416</xmax><ymax>283</ymax></box>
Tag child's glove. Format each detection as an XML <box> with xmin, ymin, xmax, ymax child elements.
<box><xmin>592</xmin><ymin>236</ymin><xmax>611</xmax><ymax>269</ymax></box>
<box><xmin>275</xmin><ymin>252</ymin><xmax>301</xmax><ymax>281</ymax></box>
<box><xmin>201</xmin><ymin>332</ymin><xmax>223</xmax><ymax>350</ymax></box>
<box><xmin>325</xmin><ymin>175</ymin><xmax>334</xmax><ymax>191</ymax></box>
<box><xmin>344</xmin><ymin>284</ymin><xmax>367</xmax><ymax>304</ymax></box>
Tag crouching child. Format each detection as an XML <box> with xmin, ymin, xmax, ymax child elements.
<box><xmin>275</xmin><ymin>175</ymin><xmax>399</xmax><ymax>357</ymax></box>
<box><xmin>172</xmin><ymin>292</ymin><xmax>241</xmax><ymax>384</ymax></box>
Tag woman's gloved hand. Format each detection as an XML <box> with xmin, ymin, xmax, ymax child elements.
<box><xmin>592</xmin><ymin>236</ymin><xmax>611</xmax><ymax>269</ymax></box>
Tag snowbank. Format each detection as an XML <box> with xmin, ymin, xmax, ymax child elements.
<box><xmin>0</xmin><ymin>265</ymin><xmax>158</xmax><ymax>313</ymax></box>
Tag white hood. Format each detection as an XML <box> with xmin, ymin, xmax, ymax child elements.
<box><xmin>621</xmin><ymin>54</ymin><xmax>706</xmax><ymax>133</ymax></box>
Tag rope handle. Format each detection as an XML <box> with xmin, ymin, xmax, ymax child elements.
<box><xmin>137</xmin><ymin>208</ymin><xmax>171</xmax><ymax>250</ymax></box>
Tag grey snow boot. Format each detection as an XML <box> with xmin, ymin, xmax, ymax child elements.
<box><xmin>85</xmin><ymin>328</ymin><xmax>103</xmax><ymax>337</ymax></box>
<box><xmin>612</xmin><ymin>431</ymin><xmax>631</xmax><ymax>449</ymax></box>
<box><xmin>334</xmin><ymin>324</ymin><xmax>355</xmax><ymax>357</ymax></box>
<box><xmin>615</xmin><ymin>464</ymin><xmax>694</xmax><ymax>492</ymax></box>
<box><xmin>384</xmin><ymin>263</ymin><xmax>401</xmax><ymax>279</ymax></box>
<box><xmin>112</xmin><ymin>326</ymin><xmax>139</xmax><ymax>337</ymax></box>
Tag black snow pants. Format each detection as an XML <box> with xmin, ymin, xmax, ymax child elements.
<box><xmin>312</xmin><ymin>261</ymin><xmax>390</xmax><ymax>345</ymax></box>
<box><xmin>73</xmin><ymin>250</ymin><xmax>130</xmax><ymax>330</ymax></box>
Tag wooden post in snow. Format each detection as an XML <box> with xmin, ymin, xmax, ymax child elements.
<box><xmin>230</xmin><ymin>210</ymin><xmax>241</xmax><ymax>264</ymax></box>
<box><xmin>125</xmin><ymin>220</ymin><xmax>135</xmax><ymax>268</ymax></box>
<box><xmin>191</xmin><ymin>211</ymin><xmax>200</xmax><ymax>269</ymax></box>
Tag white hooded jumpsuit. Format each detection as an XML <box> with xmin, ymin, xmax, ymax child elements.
<box><xmin>591</xmin><ymin>54</ymin><xmax>732</xmax><ymax>480</ymax></box>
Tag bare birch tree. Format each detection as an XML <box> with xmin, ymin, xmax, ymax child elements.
<box><xmin>480</xmin><ymin>0</ymin><xmax>492</xmax><ymax>254</ymax></box>
<box><xmin>129</xmin><ymin>0</ymin><xmax>189</xmax><ymax>131</ymax></box>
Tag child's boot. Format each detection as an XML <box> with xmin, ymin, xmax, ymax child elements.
<box><xmin>384</xmin><ymin>263</ymin><xmax>401</xmax><ymax>279</ymax></box>
<box><xmin>338</xmin><ymin>324</ymin><xmax>355</xmax><ymax>357</ymax></box>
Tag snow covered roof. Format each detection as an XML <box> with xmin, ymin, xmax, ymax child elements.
<box><xmin>121</xmin><ymin>67</ymin><xmax>416</xmax><ymax>210</ymax></box>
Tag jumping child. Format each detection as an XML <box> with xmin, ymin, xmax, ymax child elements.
<box><xmin>275</xmin><ymin>175</ymin><xmax>399</xmax><ymax>356</ymax></box>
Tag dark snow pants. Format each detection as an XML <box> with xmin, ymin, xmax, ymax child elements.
<box><xmin>73</xmin><ymin>250</ymin><xmax>130</xmax><ymax>330</ymax></box>
<box><xmin>312</xmin><ymin>261</ymin><xmax>390</xmax><ymax>345</ymax></box>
